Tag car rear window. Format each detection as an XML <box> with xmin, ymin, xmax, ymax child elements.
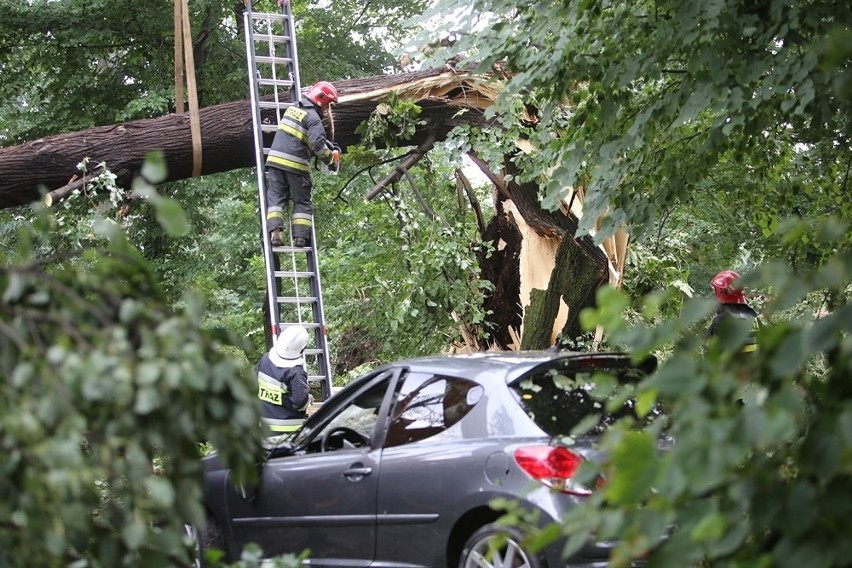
<box><xmin>510</xmin><ymin>362</ymin><xmax>661</xmax><ymax>437</ymax></box>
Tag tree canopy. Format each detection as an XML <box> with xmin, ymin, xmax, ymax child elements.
<box><xmin>416</xmin><ymin>0</ymin><xmax>852</xmax><ymax>244</ymax></box>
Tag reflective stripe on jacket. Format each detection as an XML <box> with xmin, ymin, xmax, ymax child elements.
<box><xmin>266</xmin><ymin>97</ymin><xmax>333</xmax><ymax>174</ymax></box>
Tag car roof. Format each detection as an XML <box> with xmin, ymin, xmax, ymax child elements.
<box><xmin>375</xmin><ymin>350</ymin><xmax>646</xmax><ymax>385</ymax></box>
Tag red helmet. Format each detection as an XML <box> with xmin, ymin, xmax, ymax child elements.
<box><xmin>711</xmin><ymin>270</ymin><xmax>746</xmax><ymax>304</ymax></box>
<box><xmin>305</xmin><ymin>81</ymin><xmax>338</xmax><ymax>107</ymax></box>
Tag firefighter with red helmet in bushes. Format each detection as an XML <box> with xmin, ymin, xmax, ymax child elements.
<box><xmin>707</xmin><ymin>270</ymin><xmax>760</xmax><ymax>354</ymax></box>
<box><xmin>257</xmin><ymin>326</ymin><xmax>314</xmax><ymax>434</ymax></box>
<box><xmin>265</xmin><ymin>80</ymin><xmax>339</xmax><ymax>248</ymax></box>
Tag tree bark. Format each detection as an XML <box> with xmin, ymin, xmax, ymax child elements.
<box><xmin>475</xmin><ymin>154</ymin><xmax>610</xmax><ymax>350</ymax></box>
<box><xmin>520</xmin><ymin>234</ymin><xmax>609</xmax><ymax>349</ymax></box>
<box><xmin>0</xmin><ymin>68</ymin><xmax>490</xmax><ymax>210</ymax></box>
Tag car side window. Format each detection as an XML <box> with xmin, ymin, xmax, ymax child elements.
<box><xmin>321</xmin><ymin>378</ymin><xmax>388</xmax><ymax>439</ymax></box>
<box><xmin>293</xmin><ymin>371</ymin><xmax>394</xmax><ymax>453</ymax></box>
<box><xmin>384</xmin><ymin>374</ymin><xmax>482</xmax><ymax>448</ymax></box>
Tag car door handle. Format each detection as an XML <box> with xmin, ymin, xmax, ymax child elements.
<box><xmin>343</xmin><ymin>467</ymin><xmax>372</xmax><ymax>480</ymax></box>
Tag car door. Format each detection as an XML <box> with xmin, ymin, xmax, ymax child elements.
<box><xmin>225</xmin><ymin>371</ymin><xmax>399</xmax><ymax>567</ymax></box>
<box><xmin>373</xmin><ymin>372</ymin><xmax>488</xmax><ymax>565</ymax></box>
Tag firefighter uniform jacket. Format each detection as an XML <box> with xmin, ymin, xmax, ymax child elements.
<box><xmin>257</xmin><ymin>352</ymin><xmax>311</xmax><ymax>433</ymax></box>
<box><xmin>266</xmin><ymin>96</ymin><xmax>334</xmax><ymax>175</ymax></box>
<box><xmin>707</xmin><ymin>302</ymin><xmax>760</xmax><ymax>353</ymax></box>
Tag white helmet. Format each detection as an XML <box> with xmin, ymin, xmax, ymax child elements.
<box><xmin>270</xmin><ymin>326</ymin><xmax>309</xmax><ymax>368</ymax></box>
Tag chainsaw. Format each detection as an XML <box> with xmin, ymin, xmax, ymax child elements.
<box><xmin>318</xmin><ymin>143</ymin><xmax>341</xmax><ymax>175</ymax></box>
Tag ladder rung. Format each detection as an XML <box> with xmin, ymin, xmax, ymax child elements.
<box><xmin>253</xmin><ymin>33</ymin><xmax>292</xmax><ymax>42</ymax></box>
<box><xmin>258</xmin><ymin>78</ymin><xmax>295</xmax><ymax>88</ymax></box>
<box><xmin>250</xmin><ymin>12</ymin><xmax>291</xmax><ymax>23</ymax></box>
<box><xmin>272</xmin><ymin>244</ymin><xmax>310</xmax><ymax>252</ymax></box>
<box><xmin>258</xmin><ymin>101</ymin><xmax>292</xmax><ymax>111</ymax></box>
<box><xmin>276</xmin><ymin>296</ymin><xmax>318</xmax><ymax>304</ymax></box>
<box><xmin>254</xmin><ymin>55</ymin><xmax>295</xmax><ymax>65</ymax></box>
<box><xmin>279</xmin><ymin>323</ymin><xmax>322</xmax><ymax>330</ymax></box>
<box><xmin>274</xmin><ymin>270</ymin><xmax>316</xmax><ymax>278</ymax></box>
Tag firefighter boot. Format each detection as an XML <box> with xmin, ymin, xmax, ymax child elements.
<box><xmin>270</xmin><ymin>229</ymin><xmax>284</xmax><ymax>246</ymax></box>
<box><xmin>293</xmin><ymin>237</ymin><xmax>309</xmax><ymax>248</ymax></box>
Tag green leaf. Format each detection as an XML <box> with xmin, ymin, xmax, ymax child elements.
<box><xmin>635</xmin><ymin>388</ymin><xmax>658</xmax><ymax>419</ymax></box>
<box><xmin>768</xmin><ymin>331</ymin><xmax>807</xmax><ymax>379</ymax></box>
<box><xmin>154</xmin><ymin>198</ymin><xmax>190</xmax><ymax>238</ymax></box>
<box><xmin>134</xmin><ymin>387</ymin><xmax>161</xmax><ymax>414</ymax></box>
<box><xmin>141</xmin><ymin>152</ymin><xmax>168</xmax><ymax>184</ymax></box>
<box><xmin>645</xmin><ymin>353</ymin><xmax>704</xmax><ymax>397</ymax></box>
<box><xmin>691</xmin><ymin>511</ymin><xmax>727</xmax><ymax>542</ymax></box>
<box><xmin>145</xmin><ymin>477</ymin><xmax>176</xmax><ymax>508</ymax></box>
<box><xmin>3</xmin><ymin>272</ymin><xmax>26</xmax><ymax>302</ymax></box>
<box><xmin>604</xmin><ymin>431</ymin><xmax>658</xmax><ymax>505</ymax></box>
<box><xmin>121</xmin><ymin>514</ymin><xmax>147</xmax><ymax>550</ymax></box>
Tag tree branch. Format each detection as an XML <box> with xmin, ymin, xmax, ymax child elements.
<box><xmin>44</xmin><ymin>173</ymin><xmax>97</xmax><ymax>207</ymax></box>
<box><xmin>364</xmin><ymin>133</ymin><xmax>436</xmax><ymax>200</ymax></box>
<box><xmin>455</xmin><ymin>168</ymin><xmax>486</xmax><ymax>238</ymax></box>
<box><xmin>402</xmin><ymin>168</ymin><xmax>436</xmax><ymax>220</ymax></box>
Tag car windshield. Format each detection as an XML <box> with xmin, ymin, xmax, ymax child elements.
<box><xmin>510</xmin><ymin>361</ymin><xmax>662</xmax><ymax>437</ymax></box>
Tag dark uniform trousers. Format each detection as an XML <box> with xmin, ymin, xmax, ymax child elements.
<box><xmin>265</xmin><ymin>167</ymin><xmax>313</xmax><ymax>241</ymax></box>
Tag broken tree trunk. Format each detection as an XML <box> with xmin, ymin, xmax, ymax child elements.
<box><xmin>0</xmin><ymin>68</ymin><xmax>494</xmax><ymax>210</ymax></box>
<box><xmin>520</xmin><ymin>233</ymin><xmax>609</xmax><ymax>349</ymax></box>
<box><xmin>474</xmin><ymin>155</ymin><xmax>609</xmax><ymax>350</ymax></box>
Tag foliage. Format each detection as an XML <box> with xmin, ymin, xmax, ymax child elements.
<box><xmin>415</xmin><ymin>0</ymin><xmax>852</xmax><ymax>244</ymax></box>
<box><xmin>563</xmin><ymin>219</ymin><xmax>851</xmax><ymax>568</ymax></box>
<box><xmin>355</xmin><ymin>92</ymin><xmax>426</xmax><ymax>147</ymax></box>
<box><xmin>0</xmin><ymin>0</ymin><xmax>427</xmax><ymax>145</ymax></box>
<box><xmin>0</xmin><ymin>194</ymin><xmax>265</xmax><ymax>567</ymax></box>
<box><xmin>416</xmin><ymin>1</ymin><xmax>852</xmax><ymax>566</ymax></box>
<box><xmin>0</xmin><ymin>0</ymin><xmax>244</xmax><ymax>142</ymax></box>
<box><xmin>292</xmin><ymin>0</ymin><xmax>430</xmax><ymax>82</ymax></box>
<box><xmin>316</xmin><ymin>144</ymin><xmax>495</xmax><ymax>365</ymax></box>
<box><xmin>126</xmin><ymin>171</ymin><xmax>270</xmax><ymax>360</ymax></box>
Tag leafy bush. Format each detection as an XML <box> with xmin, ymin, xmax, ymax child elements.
<box><xmin>562</xmin><ymin>218</ymin><xmax>852</xmax><ymax>568</ymax></box>
<box><xmin>0</xmin><ymin>203</ymin><xmax>264</xmax><ymax>566</ymax></box>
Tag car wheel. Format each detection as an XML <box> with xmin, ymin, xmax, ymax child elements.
<box><xmin>187</xmin><ymin>514</ymin><xmax>227</xmax><ymax>568</ymax></box>
<box><xmin>459</xmin><ymin>523</ymin><xmax>545</xmax><ymax>568</ymax></box>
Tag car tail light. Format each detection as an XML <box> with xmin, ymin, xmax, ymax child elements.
<box><xmin>514</xmin><ymin>446</ymin><xmax>594</xmax><ymax>496</ymax></box>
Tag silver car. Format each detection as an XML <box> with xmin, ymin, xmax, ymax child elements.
<box><xmin>200</xmin><ymin>351</ymin><xmax>661</xmax><ymax>567</ymax></box>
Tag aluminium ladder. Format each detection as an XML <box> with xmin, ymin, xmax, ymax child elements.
<box><xmin>243</xmin><ymin>1</ymin><xmax>332</xmax><ymax>399</ymax></box>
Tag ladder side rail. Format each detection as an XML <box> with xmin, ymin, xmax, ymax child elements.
<box><xmin>244</xmin><ymin>8</ymin><xmax>281</xmax><ymax>339</ymax></box>
<box><xmin>307</xmin><ymin>223</ymin><xmax>332</xmax><ymax>399</ymax></box>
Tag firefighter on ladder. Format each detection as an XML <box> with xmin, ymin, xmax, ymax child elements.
<box><xmin>265</xmin><ymin>80</ymin><xmax>340</xmax><ymax>248</ymax></box>
<box><xmin>257</xmin><ymin>326</ymin><xmax>314</xmax><ymax>434</ymax></box>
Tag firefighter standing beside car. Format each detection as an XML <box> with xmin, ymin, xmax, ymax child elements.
<box><xmin>257</xmin><ymin>326</ymin><xmax>313</xmax><ymax>434</ymax></box>
<box><xmin>265</xmin><ymin>80</ymin><xmax>340</xmax><ymax>249</ymax></box>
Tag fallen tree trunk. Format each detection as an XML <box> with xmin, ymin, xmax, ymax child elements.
<box><xmin>0</xmin><ymin>68</ymin><xmax>493</xmax><ymax>210</ymax></box>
